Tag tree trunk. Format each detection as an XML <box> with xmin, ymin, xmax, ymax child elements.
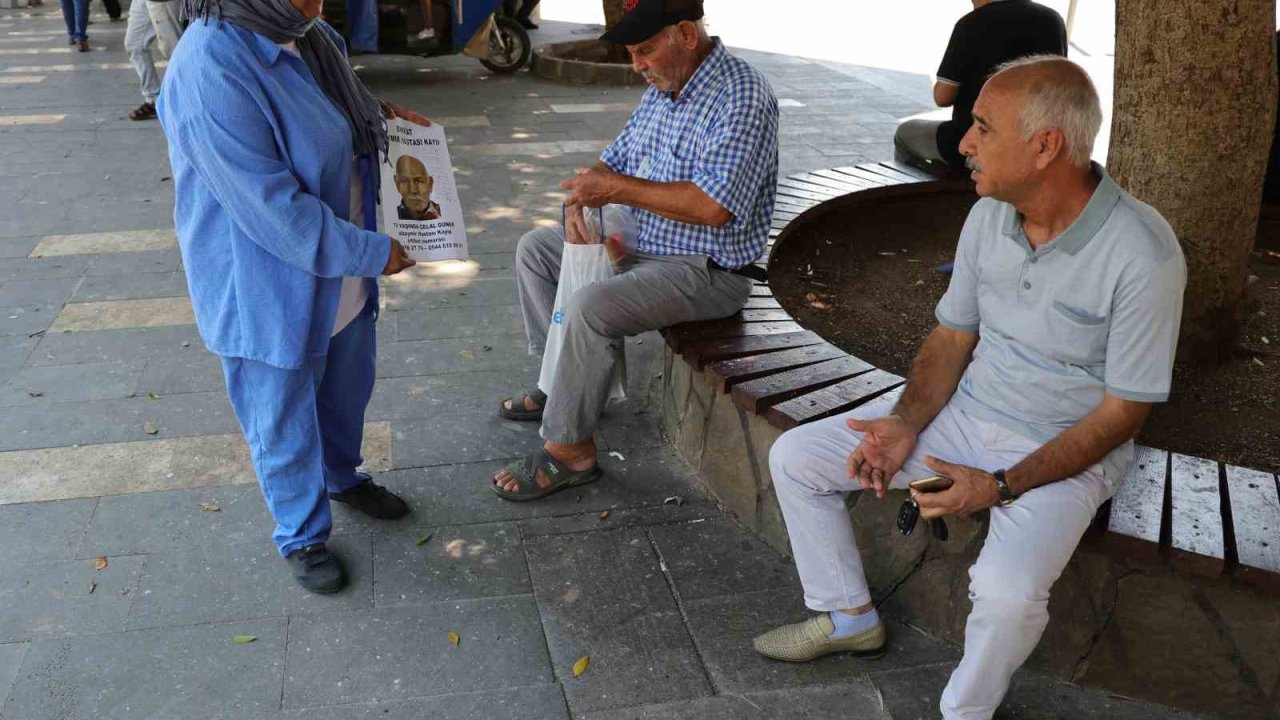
<box><xmin>1108</xmin><ymin>0</ymin><xmax>1276</xmax><ymax>362</ymax></box>
<box><xmin>601</xmin><ymin>0</ymin><xmax>629</xmax><ymax>63</ymax></box>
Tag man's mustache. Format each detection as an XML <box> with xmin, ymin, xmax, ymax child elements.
<box><xmin>965</xmin><ymin>156</ymin><xmax>983</xmax><ymax>173</ymax></box>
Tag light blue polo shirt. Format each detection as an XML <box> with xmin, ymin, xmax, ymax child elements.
<box><xmin>935</xmin><ymin>164</ymin><xmax>1186</xmax><ymax>478</ymax></box>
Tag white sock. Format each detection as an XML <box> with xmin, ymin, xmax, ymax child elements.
<box><xmin>828</xmin><ymin>607</ymin><xmax>879</xmax><ymax>639</ymax></box>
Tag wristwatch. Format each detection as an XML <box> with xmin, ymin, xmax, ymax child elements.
<box><xmin>992</xmin><ymin>469</ymin><xmax>1017</xmax><ymax>506</ymax></box>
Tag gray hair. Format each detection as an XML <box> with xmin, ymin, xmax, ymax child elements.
<box><xmin>991</xmin><ymin>55</ymin><xmax>1102</xmax><ymax>168</ymax></box>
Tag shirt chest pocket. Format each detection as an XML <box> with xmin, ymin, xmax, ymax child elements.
<box><xmin>650</xmin><ymin>148</ymin><xmax>699</xmax><ymax>184</ymax></box>
<box><xmin>1044</xmin><ymin>300</ymin><xmax>1110</xmax><ymax>367</ymax></box>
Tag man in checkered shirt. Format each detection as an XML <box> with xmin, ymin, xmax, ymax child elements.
<box><xmin>491</xmin><ymin>0</ymin><xmax>779</xmax><ymax>501</ymax></box>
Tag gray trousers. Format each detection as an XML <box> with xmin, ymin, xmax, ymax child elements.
<box><xmin>893</xmin><ymin>119</ymin><xmax>945</xmax><ymax>163</ymax></box>
<box><xmin>516</xmin><ymin>225</ymin><xmax>753</xmax><ymax>444</ymax></box>
<box><xmin>125</xmin><ymin>0</ymin><xmax>183</xmax><ymax>103</ymax></box>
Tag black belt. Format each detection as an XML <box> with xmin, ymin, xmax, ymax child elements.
<box><xmin>708</xmin><ymin>259</ymin><xmax>769</xmax><ymax>283</ymax></box>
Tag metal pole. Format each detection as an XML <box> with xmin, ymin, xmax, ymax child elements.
<box><xmin>1066</xmin><ymin>0</ymin><xmax>1079</xmax><ymax>41</ymax></box>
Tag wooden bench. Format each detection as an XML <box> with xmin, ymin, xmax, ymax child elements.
<box><xmin>660</xmin><ymin>161</ymin><xmax>1280</xmax><ymax>596</ymax></box>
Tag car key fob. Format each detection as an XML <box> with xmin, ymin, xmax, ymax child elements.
<box><xmin>896</xmin><ymin>498</ymin><xmax>920</xmax><ymax>536</ymax></box>
<box><xmin>929</xmin><ymin>518</ymin><xmax>949</xmax><ymax>542</ymax></box>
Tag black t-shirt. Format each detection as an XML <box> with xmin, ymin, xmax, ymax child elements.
<box><xmin>934</xmin><ymin>0</ymin><xmax>1067</xmax><ymax>169</ymax></box>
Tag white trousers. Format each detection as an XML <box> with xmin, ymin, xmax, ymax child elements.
<box><xmin>768</xmin><ymin>395</ymin><xmax>1115</xmax><ymax>720</ymax></box>
<box><xmin>124</xmin><ymin>0</ymin><xmax>182</xmax><ymax>103</ymax></box>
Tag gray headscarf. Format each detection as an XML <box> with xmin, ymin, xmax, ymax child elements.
<box><xmin>182</xmin><ymin>0</ymin><xmax>388</xmax><ymax>159</ymax></box>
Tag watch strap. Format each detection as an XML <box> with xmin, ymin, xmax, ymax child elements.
<box><xmin>993</xmin><ymin>469</ymin><xmax>1016</xmax><ymax>506</ymax></box>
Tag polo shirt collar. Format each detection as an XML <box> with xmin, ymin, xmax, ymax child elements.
<box><xmin>1001</xmin><ymin>162</ymin><xmax>1121</xmax><ymax>255</ymax></box>
<box><xmin>670</xmin><ymin>38</ymin><xmax>727</xmax><ymax>104</ymax></box>
<box><xmin>247</xmin><ymin>26</ymin><xmax>287</xmax><ymax>67</ymax></box>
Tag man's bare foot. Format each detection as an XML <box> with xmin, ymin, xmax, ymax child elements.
<box><xmin>493</xmin><ymin>438</ymin><xmax>596</xmax><ymax>493</ymax></box>
<box><xmin>502</xmin><ymin>394</ymin><xmax>543</xmax><ymax>413</ymax></box>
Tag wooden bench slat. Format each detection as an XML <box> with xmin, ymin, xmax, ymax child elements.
<box><xmin>1169</xmin><ymin>453</ymin><xmax>1226</xmax><ymax>576</ymax></box>
<box><xmin>1225</xmin><ymin>465</ymin><xmax>1280</xmax><ymax>592</ymax></box>
<box><xmin>858</xmin><ymin>164</ymin><xmax>922</xmax><ymax>184</ymax></box>
<box><xmin>830</xmin><ymin>166</ymin><xmax>906</xmax><ymax>187</ymax></box>
<box><xmin>1106</xmin><ymin>446</ymin><xmax>1168</xmax><ymax>560</ymax></box>
<box><xmin>668</xmin><ymin>320</ymin><xmax>802</xmax><ymax>352</ymax></box>
<box><xmin>682</xmin><ymin>330</ymin><xmax>825</xmax><ymax>370</ymax></box>
<box><xmin>773</xmin><ymin>195</ymin><xmax>820</xmax><ymax>209</ymax></box>
<box><xmin>744</xmin><ymin>296</ymin><xmax>781</xmax><ymax>310</ymax></box>
<box><xmin>766</xmin><ymin>369</ymin><xmax>904</xmax><ymax>430</ymax></box>
<box><xmin>739</xmin><ymin>309</ymin><xmax>791</xmax><ymax>322</ymax></box>
<box><xmin>777</xmin><ymin>177</ymin><xmax>845</xmax><ymax>198</ymax></box>
<box><xmin>807</xmin><ymin>168</ymin><xmax>882</xmax><ymax>192</ymax></box>
<box><xmin>732</xmin><ymin>354</ymin><xmax>875</xmax><ymax>413</ymax></box>
<box><xmin>772</xmin><ymin>209</ymin><xmax>801</xmax><ymax>222</ymax></box>
<box><xmin>704</xmin><ymin>343</ymin><xmax>849</xmax><ymax>393</ymax></box>
<box><xmin>786</xmin><ymin>172</ymin><xmax>864</xmax><ymax>195</ymax></box>
<box><xmin>749</xmin><ymin>285</ymin><xmax>774</xmax><ymax>297</ymax></box>
<box><xmin>775</xmin><ymin>185</ymin><xmax>842</xmax><ymax>204</ymax></box>
<box><xmin>878</xmin><ymin>160</ymin><xmax>940</xmax><ymax>182</ymax></box>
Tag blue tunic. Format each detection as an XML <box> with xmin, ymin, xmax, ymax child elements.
<box><xmin>158</xmin><ymin>19</ymin><xmax>390</xmax><ymax>370</ymax></box>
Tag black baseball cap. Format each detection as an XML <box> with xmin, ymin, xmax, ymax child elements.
<box><xmin>600</xmin><ymin>0</ymin><xmax>705</xmax><ymax>45</ymax></box>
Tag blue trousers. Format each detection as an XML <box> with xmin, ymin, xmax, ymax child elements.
<box><xmin>60</xmin><ymin>0</ymin><xmax>90</xmax><ymax>41</ymax></box>
<box><xmin>221</xmin><ymin>297</ymin><xmax>378</xmax><ymax>556</ymax></box>
<box><xmin>345</xmin><ymin>0</ymin><xmax>379</xmax><ymax>52</ymax></box>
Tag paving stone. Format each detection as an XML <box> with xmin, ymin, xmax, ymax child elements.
<box><xmin>580</xmin><ymin>679</ymin><xmax>889</xmax><ymax>720</ymax></box>
<box><xmin>49</xmin><ymin>296</ymin><xmax>194</xmax><ymax>332</ymax></box>
<box><xmin>0</xmin><ymin>237</ymin><xmax>37</xmax><ymax>259</ymax></box>
<box><xmin>392</xmin><ymin>303</ymin><xmax>525</xmax><ymax>341</ymax></box>
<box><xmin>129</xmin><ymin>534</ymin><xmax>373</xmax><ymax>630</ymax></box>
<box><xmin>525</xmin><ymin>528</ymin><xmax>710</xmax><ymax>713</ymax></box>
<box><xmin>0</xmin><ymin>256</ymin><xmax>89</xmax><ymax>282</ymax></box>
<box><xmin>28</xmin><ymin>324</ymin><xmax>204</xmax><ymax>367</ymax></box>
<box><xmin>372</xmin><ymin>521</ymin><xmax>529</xmax><ymax>607</ymax></box>
<box><xmin>282</xmin><ymin>596</ymin><xmax>551</xmax><ymax>709</ymax></box>
<box><xmin>0</xmin><ymin>498</ymin><xmax>96</xmax><ymax>570</ymax></box>
<box><xmin>79</xmin><ymin>484</ymin><xmax>273</xmax><ymax>557</ymax></box>
<box><xmin>82</xmin><ymin>252</ymin><xmax>181</xmax><ymax>281</ymax></box>
<box><xmin>376</xmin><ymin>334</ymin><xmax>532</xmax><ymax>379</ymax></box>
<box><xmin>0</xmin><ymin>390</ymin><xmax>237</xmax><ymax>452</ymax></box>
<box><xmin>0</xmin><ymin>277</ymin><xmax>77</xmax><ymax>308</ymax></box>
<box><xmin>136</xmin><ymin>351</ymin><xmax>226</xmax><ymax>395</ymax></box>
<box><xmin>0</xmin><ymin>358</ymin><xmax>142</xmax><ymax>406</ymax></box>
<box><xmin>647</xmin><ymin>519</ymin><xmax>800</xmax><ymax>602</ymax></box>
<box><xmin>367</xmin><ymin>369</ymin><xmax>539</xmax><ymax>421</ymax></box>
<box><xmin>869</xmin><ymin>663</ymin><xmax>1208</xmax><ymax>720</ymax></box>
<box><xmin>381</xmin><ymin>275</ymin><xmax>518</xmax><ymax>310</ymax></box>
<box><xmin>280</xmin><ymin>685</ymin><xmax>570</xmax><ymax>720</ymax></box>
<box><xmin>29</xmin><ymin>228</ymin><xmax>176</xmax><ymax>257</ymax></box>
<box><xmin>70</xmin><ymin>270</ymin><xmax>187</xmax><ymax>302</ymax></box>
<box><xmin>0</xmin><ymin>555</ymin><xmax>144</xmax><ymax>643</ymax></box>
<box><xmin>369</xmin><ymin>448</ymin><xmax>701</xmax><ymax>529</ymax></box>
<box><xmin>0</xmin><ymin>335</ymin><xmax>36</xmax><ymax>383</ymax></box>
<box><xmin>519</xmin><ymin>503</ymin><xmax>720</xmax><ymax>538</ymax></box>
<box><xmin>392</xmin><ymin>411</ymin><xmax>543</xmax><ymax>467</ymax></box>
<box><xmin>1</xmin><ymin>618</ymin><xmax>286</xmax><ymax>720</ymax></box>
<box><xmin>0</xmin><ymin>642</ymin><xmax>25</xmax><ymax>712</ymax></box>
<box><xmin>682</xmin><ymin>587</ymin><xmax>958</xmax><ymax>695</ymax></box>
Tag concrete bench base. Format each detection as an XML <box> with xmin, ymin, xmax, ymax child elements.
<box><xmin>654</xmin><ymin>344</ymin><xmax>1280</xmax><ymax>719</ymax></box>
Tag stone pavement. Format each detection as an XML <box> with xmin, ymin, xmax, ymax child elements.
<box><xmin>0</xmin><ymin>6</ymin><xmax>1205</xmax><ymax>719</ymax></box>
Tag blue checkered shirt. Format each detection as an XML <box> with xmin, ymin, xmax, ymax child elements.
<box><xmin>600</xmin><ymin>39</ymin><xmax>779</xmax><ymax>269</ymax></box>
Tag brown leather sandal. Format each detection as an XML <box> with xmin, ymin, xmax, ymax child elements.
<box><xmin>128</xmin><ymin>102</ymin><xmax>157</xmax><ymax>121</ymax></box>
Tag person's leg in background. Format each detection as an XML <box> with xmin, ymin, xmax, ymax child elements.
<box><xmin>893</xmin><ymin>119</ymin><xmax>946</xmax><ymax>167</ymax></box>
<box><xmin>146</xmin><ymin>0</ymin><xmax>185</xmax><ymax>58</ymax></box>
<box><xmin>101</xmin><ymin>0</ymin><xmax>121</xmax><ymax>21</ymax></box>
<box><xmin>60</xmin><ymin>0</ymin><xmax>90</xmax><ymax>47</ymax></box>
<box><xmin>345</xmin><ymin>0</ymin><xmax>379</xmax><ymax>54</ymax></box>
<box><xmin>515</xmin><ymin>0</ymin><xmax>540</xmax><ymax>29</ymax></box>
<box><xmin>59</xmin><ymin>0</ymin><xmax>78</xmax><ymax>43</ymax></box>
<box><xmin>315</xmin><ymin>294</ymin><xmax>408</xmax><ymax>519</ymax></box>
<box><xmin>125</xmin><ymin>0</ymin><xmax>160</xmax><ymax>120</ymax></box>
<box><xmin>220</xmin><ymin>355</ymin><xmax>343</xmax><ymax>593</ymax></box>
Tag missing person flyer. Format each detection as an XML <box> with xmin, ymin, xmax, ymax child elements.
<box><xmin>380</xmin><ymin>117</ymin><xmax>469</xmax><ymax>262</ymax></box>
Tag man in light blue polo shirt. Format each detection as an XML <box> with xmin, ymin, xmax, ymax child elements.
<box><xmin>489</xmin><ymin>0</ymin><xmax>779</xmax><ymax>501</ymax></box>
<box><xmin>755</xmin><ymin>57</ymin><xmax>1185</xmax><ymax>720</ymax></box>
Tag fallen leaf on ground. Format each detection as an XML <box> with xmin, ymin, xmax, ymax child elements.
<box><xmin>599</xmin><ymin>510</ymin><xmax>610</xmax><ymax>520</ymax></box>
<box><xmin>663</xmin><ymin>495</ymin><xmax>685</xmax><ymax>507</ymax></box>
<box><xmin>415</xmin><ymin>533</ymin><xmax>434</xmax><ymax>547</ymax></box>
<box><xmin>459</xmin><ymin>350</ymin><xmax>475</xmax><ymax>360</ymax></box>
<box><xmin>148</xmin><ymin>391</ymin><xmax>160</xmax><ymax>400</ymax></box>
<box><xmin>89</xmin><ymin>580</ymin><xmax>97</xmax><ymax>594</ymax></box>
<box><xmin>448</xmin><ymin>631</ymin><xmax>461</xmax><ymax>647</ymax></box>
<box><xmin>143</xmin><ymin>421</ymin><xmax>158</xmax><ymax>435</ymax></box>
<box><xmin>233</xmin><ymin>635</ymin><xmax>257</xmax><ymax>644</ymax></box>
<box><xmin>572</xmin><ymin>656</ymin><xmax>590</xmax><ymax>677</ymax></box>
<box><xmin>1254</xmin><ymin>357</ymin><xmax>1267</xmax><ymax>367</ymax></box>
<box><xmin>200</xmin><ymin>503</ymin><xmax>220</xmax><ymax>513</ymax></box>
<box><xmin>93</xmin><ymin>556</ymin><xmax>108</xmax><ymax>570</ymax></box>
<box><xmin>27</xmin><ymin>391</ymin><xmax>43</xmax><ymax>398</ymax></box>
<box><xmin>608</xmin><ymin>451</ymin><xmax>626</xmax><ymax>461</ymax></box>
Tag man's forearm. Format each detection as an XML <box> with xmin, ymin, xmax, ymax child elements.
<box><xmin>607</xmin><ymin>174</ymin><xmax>731</xmax><ymax>227</ymax></box>
<box><xmin>891</xmin><ymin>325</ymin><xmax>977</xmax><ymax>433</ymax></box>
<box><xmin>1004</xmin><ymin>396</ymin><xmax>1151</xmax><ymax>496</ymax></box>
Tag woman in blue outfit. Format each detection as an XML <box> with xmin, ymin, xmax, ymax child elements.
<box><xmin>59</xmin><ymin>0</ymin><xmax>91</xmax><ymax>51</ymax></box>
<box><xmin>158</xmin><ymin>0</ymin><xmax>427</xmax><ymax>593</ymax></box>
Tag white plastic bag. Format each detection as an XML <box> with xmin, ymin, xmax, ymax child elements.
<box><xmin>537</xmin><ymin>242</ymin><xmax>627</xmax><ymax>401</ymax></box>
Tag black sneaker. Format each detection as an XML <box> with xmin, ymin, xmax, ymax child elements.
<box><xmin>285</xmin><ymin>543</ymin><xmax>346</xmax><ymax>594</ymax></box>
<box><xmin>329</xmin><ymin>477</ymin><xmax>409</xmax><ymax>520</ymax></box>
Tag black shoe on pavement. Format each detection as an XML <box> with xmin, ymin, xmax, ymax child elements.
<box><xmin>285</xmin><ymin>543</ymin><xmax>346</xmax><ymax>594</ymax></box>
<box><xmin>518</xmin><ymin>18</ymin><xmax>538</xmax><ymax>29</ymax></box>
<box><xmin>329</xmin><ymin>477</ymin><xmax>409</xmax><ymax>520</ymax></box>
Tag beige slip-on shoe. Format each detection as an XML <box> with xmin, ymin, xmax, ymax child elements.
<box><xmin>752</xmin><ymin>612</ymin><xmax>886</xmax><ymax>662</ymax></box>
